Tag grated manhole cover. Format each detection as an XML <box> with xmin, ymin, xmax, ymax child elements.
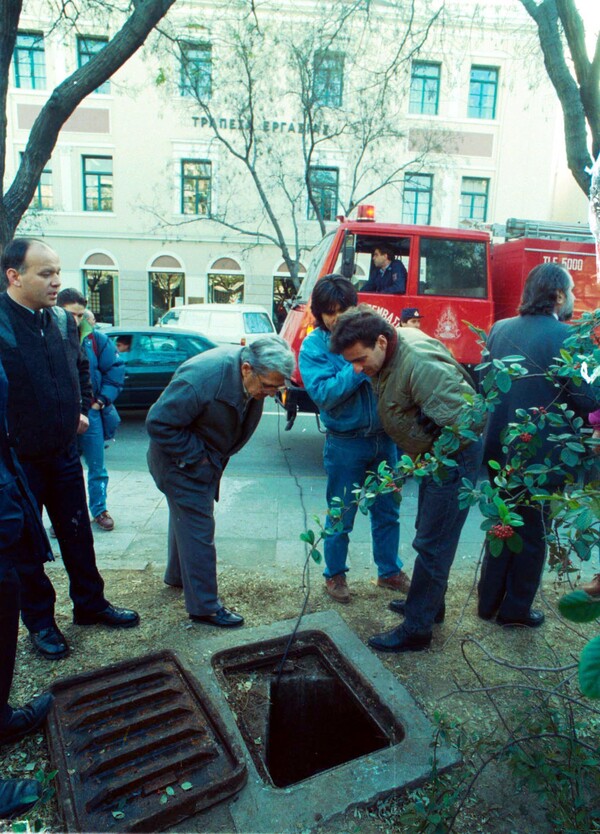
<box><xmin>46</xmin><ymin>650</ymin><xmax>246</xmax><ymax>832</ymax></box>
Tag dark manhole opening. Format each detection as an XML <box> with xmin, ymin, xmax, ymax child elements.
<box><xmin>212</xmin><ymin>630</ymin><xmax>405</xmax><ymax>788</ymax></box>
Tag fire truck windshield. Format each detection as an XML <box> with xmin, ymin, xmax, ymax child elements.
<box><xmin>295</xmin><ymin>231</ymin><xmax>336</xmax><ymax>304</ymax></box>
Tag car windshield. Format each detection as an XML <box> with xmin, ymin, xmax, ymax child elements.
<box><xmin>295</xmin><ymin>231</ymin><xmax>336</xmax><ymax>303</ymax></box>
<box><xmin>243</xmin><ymin>312</ymin><xmax>274</xmax><ymax>333</ymax></box>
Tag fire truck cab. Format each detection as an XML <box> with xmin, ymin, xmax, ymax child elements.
<box><xmin>279</xmin><ymin>209</ymin><xmax>493</xmax><ymax>428</ymax></box>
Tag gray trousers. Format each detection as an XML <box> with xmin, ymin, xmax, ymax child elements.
<box><xmin>148</xmin><ymin>446</ymin><xmax>222</xmax><ymax>616</ymax></box>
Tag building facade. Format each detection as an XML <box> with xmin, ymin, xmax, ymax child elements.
<box><xmin>6</xmin><ymin>0</ymin><xmax>589</xmax><ymax>326</ymax></box>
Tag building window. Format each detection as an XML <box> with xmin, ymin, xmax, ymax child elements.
<box><xmin>459</xmin><ymin>177</ymin><xmax>489</xmax><ymax>222</ymax></box>
<box><xmin>181</xmin><ymin>160</ymin><xmax>211</xmax><ymax>216</ymax></box>
<box><xmin>207</xmin><ymin>258</ymin><xmax>244</xmax><ymax>303</ymax></box>
<box><xmin>308</xmin><ymin>167</ymin><xmax>339</xmax><ymax>221</ymax></box>
<box><xmin>313</xmin><ymin>51</ymin><xmax>344</xmax><ymax>107</ymax></box>
<box><xmin>14</xmin><ymin>32</ymin><xmax>46</xmax><ymax>89</ymax></box>
<box><xmin>179</xmin><ymin>42</ymin><xmax>212</xmax><ymax>99</ymax></box>
<box><xmin>83</xmin><ymin>156</ymin><xmax>113</xmax><ymax>212</ymax></box>
<box><xmin>83</xmin><ymin>253</ymin><xmax>118</xmax><ymax>325</ymax></box>
<box><xmin>401</xmin><ymin>173</ymin><xmax>433</xmax><ymax>225</ymax></box>
<box><xmin>77</xmin><ymin>36</ymin><xmax>110</xmax><ymax>94</ymax></box>
<box><xmin>468</xmin><ymin>66</ymin><xmax>498</xmax><ymax>119</ymax></box>
<box><xmin>149</xmin><ymin>255</ymin><xmax>185</xmax><ymax>325</ymax></box>
<box><xmin>409</xmin><ymin>62</ymin><xmax>440</xmax><ymax>115</ymax></box>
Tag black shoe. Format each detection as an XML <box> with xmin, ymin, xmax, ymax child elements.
<box><xmin>389</xmin><ymin>599</ymin><xmax>445</xmax><ymax>624</ymax></box>
<box><xmin>73</xmin><ymin>603</ymin><xmax>140</xmax><ymax>628</ymax></box>
<box><xmin>0</xmin><ymin>779</ymin><xmax>41</xmax><ymax>819</ymax></box>
<box><xmin>0</xmin><ymin>694</ymin><xmax>54</xmax><ymax>746</ymax></box>
<box><xmin>477</xmin><ymin>607</ymin><xmax>496</xmax><ymax>621</ymax></box>
<box><xmin>190</xmin><ymin>606</ymin><xmax>244</xmax><ymax>628</ymax></box>
<box><xmin>29</xmin><ymin>625</ymin><xmax>69</xmax><ymax>660</ymax></box>
<box><xmin>368</xmin><ymin>625</ymin><xmax>431</xmax><ymax>653</ymax></box>
<box><xmin>496</xmin><ymin>609</ymin><xmax>545</xmax><ymax>628</ymax></box>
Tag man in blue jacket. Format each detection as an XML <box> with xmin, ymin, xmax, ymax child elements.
<box><xmin>360</xmin><ymin>246</ymin><xmax>407</xmax><ymax>294</ymax></box>
<box><xmin>57</xmin><ymin>289</ymin><xmax>125</xmax><ymax>531</ymax></box>
<box><xmin>299</xmin><ymin>275</ymin><xmax>410</xmax><ymax>603</ymax></box>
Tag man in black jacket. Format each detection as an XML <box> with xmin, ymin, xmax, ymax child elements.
<box><xmin>0</xmin><ymin>354</ymin><xmax>54</xmax><ymax>818</ymax></box>
<box><xmin>0</xmin><ymin>238</ymin><xmax>139</xmax><ymax>661</ymax></box>
<box><xmin>361</xmin><ymin>246</ymin><xmax>407</xmax><ymax>294</ymax></box>
<box><xmin>478</xmin><ymin>263</ymin><xmax>598</xmax><ymax>627</ymax></box>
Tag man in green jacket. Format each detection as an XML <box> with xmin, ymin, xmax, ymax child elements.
<box><xmin>331</xmin><ymin>306</ymin><xmax>483</xmax><ymax>653</ymax></box>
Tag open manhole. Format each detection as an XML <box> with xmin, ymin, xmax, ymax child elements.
<box><xmin>212</xmin><ymin>629</ymin><xmax>405</xmax><ymax>788</ymax></box>
<box><xmin>46</xmin><ymin>650</ymin><xmax>246</xmax><ymax>832</ymax></box>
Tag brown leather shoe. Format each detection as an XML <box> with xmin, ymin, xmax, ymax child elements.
<box><xmin>377</xmin><ymin>571</ymin><xmax>411</xmax><ymax>594</ymax></box>
<box><xmin>325</xmin><ymin>574</ymin><xmax>350</xmax><ymax>604</ymax></box>
<box><xmin>93</xmin><ymin>511</ymin><xmax>115</xmax><ymax>531</ymax></box>
<box><xmin>581</xmin><ymin>574</ymin><xmax>600</xmax><ymax>597</ymax></box>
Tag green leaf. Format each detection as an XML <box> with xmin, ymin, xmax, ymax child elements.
<box><xmin>496</xmin><ymin>370</ymin><xmax>511</xmax><ymax>393</ymax></box>
<box><xmin>506</xmin><ymin>533</ymin><xmax>523</xmax><ymax>553</ymax></box>
<box><xmin>310</xmin><ymin>548</ymin><xmax>322</xmax><ymax>564</ymax></box>
<box><xmin>180</xmin><ymin>782</ymin><xmax>193</xmax><ymax>791</ymax></box>
<box><xmin>489</xmin><ymin>537</ymin><xmax>504</xmax><ymax>557</ymax></box>
<box><xmin>579</xmin><ymin>635</ymin><xmax>600</xmax><ymax>699</ymax></box>
<box><xmin>488</xmin><ymin>460</ymin><xmax>501</xmax><ymax>470</ymax></box>
<box><xmin>112</xmin><ymin>811</ymin><xmax>125</xmax><ymax>820</ymax></box>
<box><xmin>160</xmin><ymin>794</ymin><xmax>169</xmax><ymax>805</ymax></box>
<box><xmin>559</xmin><ymin>590</ymin><xmax>600</xmax><ymax>623</ymax></box>
<box><xmin>299</xmin><ymin>530</ymin><xmax>315</xmax><ymax>545</ymax></box>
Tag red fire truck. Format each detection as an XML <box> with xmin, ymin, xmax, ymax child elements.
<box><xmin>278</xmin><ymin>210</ymin><xmax>598</xmax><ymax>429</ymax></box>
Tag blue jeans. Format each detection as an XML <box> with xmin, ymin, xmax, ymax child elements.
<box><xmin>402</xmin><ymin>438</ymin><xmax>483</xmax><ymax>636</ymax></box>
<box><xmin>78</xmin><ymin>408</ymin><xmax>109</xmax><ymax>518</ymax></box>
<box><xmin>323</xmin><ymin>433</ymin><xmax>401</xmax><ymax>579</ymax></box>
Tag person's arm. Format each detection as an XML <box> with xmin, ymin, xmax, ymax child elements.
<box><xmin>145</xmin><ymin>376</ymin><xmax>211</xmax><ymax>464</ymax></box>
<box><xmin>406</xmin><ymin>351</ymin><xmax>473</xmax><ymax>428</ymax></box>
<box><xmin>299</xmin><ymin>336</ymin><xmax>366</xmax><ymax>412</ymax></box>
<box><xmin>95</xmin><ymin>332</ymin><xmax>126</xmax><ymax>405</ymax></box>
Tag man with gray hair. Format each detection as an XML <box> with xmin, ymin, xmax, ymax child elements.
<box><xmin>147</xmin><ymin>335</ymin><xmax>294</xmax><ymax>627</ymax></box>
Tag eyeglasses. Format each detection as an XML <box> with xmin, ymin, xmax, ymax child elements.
<box><xmin>254</xmin><ymin>372</ymin><xmax>286</xmax><ymax>394</ymax></box>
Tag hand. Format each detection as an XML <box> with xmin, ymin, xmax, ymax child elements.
<box><xmin>77</xmin><ymin>414</ymin><xmax>90</xmax><ymax>434</ymax></box>
<box><xmin>91</xmin><ymin>402</ymin><xmax>103</xmax><ymax>410</ymax></box>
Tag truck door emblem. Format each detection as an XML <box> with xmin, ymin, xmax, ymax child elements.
<box><xmin>434</xmin><ymin>307</ymin><xmax>461</xmax><ymax>341</ymax></box>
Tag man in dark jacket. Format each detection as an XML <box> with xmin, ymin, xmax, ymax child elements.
<box><xmin>331</xmin><ymin>306</ymin><xmax>483</xmax><ymax>652</ymax></box>
<box><xmin>0</xmin><ymin>355</ymin><xmax>53</xmax><ymax>819</ymax></box>
<box><xmin>147</xmin><ymin>336</ymin><xmax>294</xmax><ymax>628</ymax></box>
<box><xmin>361</xmin><ymin>246</ymin><xmax>407</xmax><ymax>294</ymax></box>
<box><xmin>0</xmin><ymin>238</ymin><xmax>139</xmax><ymax>662</ymax></box>
<box><xmin>478</xmin><ymin>263</ymin><xmax>599</xmax><ymax>627</ymax></box>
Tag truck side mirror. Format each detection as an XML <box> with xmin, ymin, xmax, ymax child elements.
<box><xmin>341</xmin><ymin>233</ymin><xmax>356</xmax><ymax>279</ymax></box>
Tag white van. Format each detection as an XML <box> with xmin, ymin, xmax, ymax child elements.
<box><xmin>158</xmin><ymin>303</ymin><xmax>276</xmax><ymax>345</ymax></box>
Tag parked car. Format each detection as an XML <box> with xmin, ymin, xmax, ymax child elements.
<box><xmin>158</xmin><ymin>303</ymin><xmax>275</xmax><ymax>345</ymax></box>
<box><xmin>104</xmin><ymin>326</ymin><xmax>217</xmax><ymax>409</ymax></box>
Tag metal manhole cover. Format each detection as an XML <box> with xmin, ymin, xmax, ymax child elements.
<box><xmin>46</xmin><ymin>650</ymin><xmax>246</xmax><ymax>832</ymax></box>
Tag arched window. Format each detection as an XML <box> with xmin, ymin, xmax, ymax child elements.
<box><xmin>207</xmin><ymin>257</ymin><xmax>244</xmax><ymax>303</ymax></box>
<box><xmin>273</xmin><ymin>261</ymin><xmax>306</xmax><ymax>330</ymax></box>
<box><xmin>82</xmin><ymin>252</ymin><xmax>118</xmax><ymax>325</ymax></box>
<box><xmin>149</xmin><ymin>254</ymin><xmax>185</xmax><ymax>325</ymax></box>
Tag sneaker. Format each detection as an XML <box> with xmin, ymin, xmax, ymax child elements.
<box><xmin>377</xmin><ymin>571</ymin><xmax>411</xmax><ymax>594</ymax></box>
<box><xmin>325</xmin><ymin>574</ymin><xmax>350</xmax><ymax>604</ymax></box>
<box><xmin>580</xmin><ymin>574</ymin><xmax>600</xmax><ymax>597</ymax></box>
<box><xmin>93</xmin><ymin>511</ymin><xmax>115</xmax><ymax>531</ymax></box>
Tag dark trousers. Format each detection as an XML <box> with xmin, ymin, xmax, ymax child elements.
<box><xmin>19</xmin><ymin>444</ymin><xmax>107</xmax><ymax>632</ymax></box>
<box><xmin>478</xmin><ymin>501</ymin><xmax>549</xmax><ymax>620</ymax></box>
<box><xmin>0</xmin><ymin>567</ymin><xmax>19</xmax><ymax>723</ymax></box>
<box><xmin>403</xmin><ymin>439</ymin><xmax>483</xmax><ymax>636</ymax></box>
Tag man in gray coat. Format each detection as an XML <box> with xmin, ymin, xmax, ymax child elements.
<box><xmin>147</xmin><ymin>336</ymin><xmax>294</xmax><ymax>628</ymax></box>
